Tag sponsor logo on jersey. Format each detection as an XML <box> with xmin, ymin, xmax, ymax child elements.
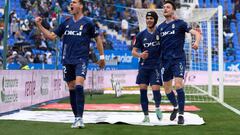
<box><xmin>64</xmin><ymin>30</ymin><xmax>82</xmax><ymax>36</ymax></box>
<box><xmin>160</xmin><ymin>30</ymin><xmax>175</xmax><ymax>37</ymax></box>
<box><xmin>143</xmin><ymin>41</ymin><xmax>160</xmax><ymax>48</ymax></box>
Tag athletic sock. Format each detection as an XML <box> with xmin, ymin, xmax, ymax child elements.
<box><xmin>152</xmin><ymin>90</ymin><xmax>161</xmax><ymax>108</ymax></box>
<box><xmin>75</xmin><ymin>85</ymin><xmax>85</xmax><ymax>118</ymax></box>
<box><xmin>176</xmin><ymin>88</ymin><xmax>185</xmax><ymax>114</ymax></box>
<box><xmin>140</xmin><ymin>89</ymin><xmax>149</xmax><ymax>115</ymax></box>
<box><xmin>69</xmin><ymin>89</ymin><xmax>77</xmax><ymax>117</ymax></box>
<box><xmin>166</xmin><ymin>90</ymin><xmax>178</xmax><ymax>108</ymax></box>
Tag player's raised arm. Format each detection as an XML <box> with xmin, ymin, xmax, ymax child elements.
<box><xmin>189</xmin><ymin>29</ymin><xmax>201</xmax><ymax>50</ymax></box>
<box><xmin>35</xmin><ymin>16</ymin><xmax>57</xmax><ymax>40</ymax></box>
<box><xmin>95</xmin><ymin>36</ymin><xmax>105</xmax><ymax>69</ymax></box>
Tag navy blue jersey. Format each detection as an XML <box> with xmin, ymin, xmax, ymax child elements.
<box><xmin>157</xmin><ymin>19</ymin><xmax>191</xmax><ymax>60</ymax></box>
<box><xmin>133</xmin><ymin>29</ymin><xmax>161</xmax><ymax>69</ymax></box>
<box><xmin>54</xmin><ymin>16</ymin><xmax>99</xmax><ymax>64</ymax></box>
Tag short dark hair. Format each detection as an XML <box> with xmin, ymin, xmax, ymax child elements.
<box><xmin>78</xmin><ymin>0</ymin><xmax>84</xmax><ymax>5</ymax></box>
<box><xmin>164</xmin><ymin>0</ymin><xmax>176</xmax><ymax>10</ymax></box>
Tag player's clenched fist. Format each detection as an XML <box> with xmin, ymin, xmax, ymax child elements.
<box><xmin>140</xmin><ymin>50</ymin><xmax>149</xmax><ymax>59</ymax></box>
<box><xmin>97</xmin><ymin>59</ymin><xmax>105</xmax><ymax>69</ymax></box>
<box><xmin>35</xmin><ymin>16</ymin><xmax>42</xmax><ymax>26</ymax></box>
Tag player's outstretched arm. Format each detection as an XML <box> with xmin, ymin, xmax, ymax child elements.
<box><xmin>35</xmin><ymin>16</ymin><xmax>57</xmax><ymax>40</ymax></box>
<box><xmin>95</xmin><ymin>36</ymin><xmax>105</xmax><ymax>69</ymax></box>
<box><xmin>190</xmin><ymin>29</ymin><xmax>201</xmax><ymax>50</ymax></box>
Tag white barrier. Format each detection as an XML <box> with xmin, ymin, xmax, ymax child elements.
<box><xmin>1</xmin><ymin>70</ymin><xmax>239</xmax><ymax>114</ymax></box>
<box><xmin>85</xmin><ymin>70</ymin><xmax>240</xmax><ymax>88</ymax></box>
<box><xmin>185</xmin><ymin>71</ymin><xmax>240</xmax><ymax>86</ymax></box>
<box><xmin>85</xmin><ymin>70</ymin><xmax>138</xmax><ymax>90</ymax></box>
<box><xmin>0</xmin><ymin>70</ymin><xmax>68</xmax><ymax>114</ymax></box>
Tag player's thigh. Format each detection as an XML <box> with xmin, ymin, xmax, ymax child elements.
<box><xmin>75</xmin><ymin>62</ymin><xmax>88</xmax><ymax>85</ymax></box>
<box><xmin>163</xmin><ymin>80</ymin><xmax>173</xmax><ymax>94</ymax></box>
<box><xmin>172</xmin><ymin>60</ymin><xmax>186</xmax><ymax>79</ymax></box>
<box><xmin>161</xmin><ymin>62</ymin><xmax>173</xmax><ymax>83</ymax></box>
<box><xmin>136</xmin><ymin>68</ymin><xmax>150</xmax><ymax>86</ymax></box>
<box><xmin>174</xmin><ymin>77</ymin><xmax>184</xmax><ymax>89</ymax></box>
<box><xmin>63</xmin><ymin>64</ymin><xmax>76</xmax><ymax>83</ymax></box>
<box><xmin>150</xmin><ymin>68</ymin><xmax>162</xmax><ymax>88</ymax></box>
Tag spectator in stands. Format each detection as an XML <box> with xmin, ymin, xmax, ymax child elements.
<box><xmin>39</xmin><ymin>34</ymin><xmax>48</xmax><ymax>50</ymax></box>
<box><xmin>223</xmin><ymin>12</ymin><xmax>234</xmax><ymax>40</ymax></box>
<box><xmin>226</xmin><ymin>39</ymin><xmax>237</xmax><ymax>61</ymax></box>
<box><xmin>33</xmin><ymin>53</ymin><xmax>41</xmax><ymax>63</ymax></box>
<box><xmin>10</xmin><ymin>18</ymin><xmax>19</xmax><ymax>36</ymax></box>
<box><xmin>9</xmin><ymin>10</ymin><xmax>17</xmax><ymax>24</ymax></box>
<box><xmin>20</xmin><ymin>19</ymin><xmax>31</xmax><ymax>35</ymax></box>
<box><xmin>14</xmin><ymin>31</ymin><xmax>25</xmax><ymax>43</ymax></box>
<box><xmin>105</xmin><ymin>2</ymin><xmax>115</xmax><ymax>20</ymax></box>
<box><xmin>154</xmin><ymin>0</ymin><xmax>164</xmax><ymax>8</ymax></box>
<box><xmin>234</xmin><ymin>0</ymin><xmax>240</xmax><ymax>14</ymax></box>
<box><xmin>0</xmin><ymin>20</ymin><xmax>3</xmax><ymax>45</ymax></box>
<box><xmin>115</xmin><ymin>0</ymin><xmax>126</xmax><ymax>19</ymax></box>
<box><xmin>25</xmin><ymin>51</ymin><xmax>34</xmax><ymax>63</ymax></box>
<box><xmin>121</xmin><ymin>18</ymin><xmax>128</xmax><ymax>39</ymax></box>
<box><xmin>42</xmin><ymin>53</ymin><xmax>47</xmax><ymax>64</ymax></box>
<box><xmin>46</xmin><ymin>52</ymin><xmax>53</xmax><ymax>64</ymax></box>
<box><xmin>0</xmin><ymin>56</ymin><xmax>2</xmax><ymax>69</ymax></box>
<box><xmin>7</xmin><ymin>51</ymin><xmax>30</xmax><ymax>70</ymax></box>
<box><xmin>102</xmin><ymin>31</ymin><xmax>114</xmax><ymax>50</ymax></box>
<box><xmin>135</xmin><ymin>0</ymin><xmax>142</xmax><ymax>8</ymax></box>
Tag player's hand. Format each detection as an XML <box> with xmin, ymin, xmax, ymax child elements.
<box><xmin>35</xmin><ymin>16</ymin><xmax>43</xmax><ymax>26</ymax></box>
<box><xmin>140</xmin><ymin>50</ymin><xmax>149</xmax><ymax>59</ymax></box>
<box><xmin>192</xmin><ymin>42</ymin><xmax>199</xmax><ymax>50</ymax></box>
<box><xmin>97</xmin><ymin>59</ymin><xmax>105</xmax><ymax>69</ymax></box>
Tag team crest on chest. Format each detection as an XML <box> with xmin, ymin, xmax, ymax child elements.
<box><xmin>79</xmin><ymin>25</ymin><xmax>83</xmax><ymax>30</ymax></box>
<box><xmin>156</xmin><ymin>35</ymin><xmax>159</xmax><ymax>40</ymax></box>
<box><xmin>66</xmin><ymin>25</ymin><xmax>69</xmax><ymax>28</ymax></box>
<box><xmin>172</xmin><ymin>24</ymin><xmax>175</xmax><ymax>29</ymax></box>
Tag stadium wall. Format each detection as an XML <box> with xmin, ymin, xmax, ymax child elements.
<box><xmin>1</xmin><ymin>70</ymin><xmax>240</xmax><ymax>114</ymax></box>
<box><xmin>0</xmin><ymin>70</ymin><xmax>68</xmax><ymax>114</ymax></box>
<box><xmin>86</xmin><ymin>70</ymin><xmax>240</xmax><ymax>89</ymax></box>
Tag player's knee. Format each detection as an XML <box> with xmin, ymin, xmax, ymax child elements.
<box><xmin>139</xmin><ymin>84</ymin><xmax>147</xmax><ymax>90</ymax></box>
<box><xmin>164</xmin><ymin>85</ymin><xmax>171</xmax><ymax>93</ymax></box>
<box><xmin>67</xmin><ymin>81</ymin><xmax>75</xmax><ymax>89</ymax></box>
<box><xmin>75</xmin><ymin>76</ymin><xmax>85</xmax><ymax>86</ymax></box>
<box><xmin>175</xmin><ymin>83</ymin><xmax>183</xmax><ymax>90</ymax></box>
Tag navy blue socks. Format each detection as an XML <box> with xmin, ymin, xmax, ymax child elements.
<box><xmin>166</xmin><ymin>90</ymin><xmax>178</xmax><ymax>108</ymax></box>
<box><xmin>75</xmin><ymin>85</ymin><xmax>85</xmax><ymax>118</ymax></box>
<box><xmin>69</xmin><ymin>90</ymin><xmax>77</xmax><ymax>117</ymax></box>
<box><xmin>152</xmin><ymin>90</ymin><xmax>161</xmax><ymax>108</ymax></box>
<box><xmin>176</xmin><ymin>88</ymin><xmax>185</xmax><ymax>115</ymax></box>
<box><xmin>140</xmin><ymin>89</ymin><xmax>149</xmax><ymax>115</ymax></box>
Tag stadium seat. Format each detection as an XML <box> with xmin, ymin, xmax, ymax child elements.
<box><xmin>198</xmin><ymin>0</ymin><xmax>204</xmax><ymax>8</ymax></box>
<box><xmin>205</xmin><ymin>0</ymin><xmax>211</xmax><ymax>7</ymax></box>
<box><xmin>236</xmin><ymin>13</ymin><xmax>240</xmax><ymax>22</ymax></box>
